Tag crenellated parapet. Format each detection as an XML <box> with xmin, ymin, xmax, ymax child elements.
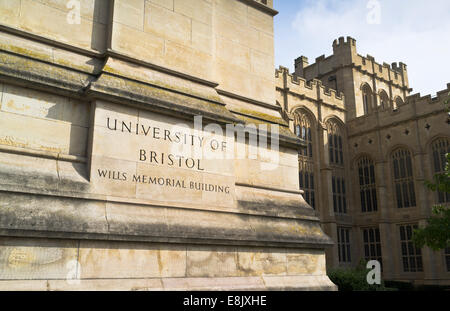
<box><xmin>295</xmin><ymin>37</ymin><xmax>410</xmax><ymax>92</ymax></box>
<box><xmin>353</xmin><ymin>55</ymin><xmax>409</xmax><ymax>89</ymax></box>
<box><xmin>276</xmin><ymin>66</ymin><xmax>345</xmax><ymax>110</ymax></box>
<box><xmin>348</xmin><ymin>83</ymin><xmax>450</xmax><ymax>137</ymax></box>
<box><xmin>405</xmin><ymin>83</ymin><xmax>450</xmax><ymax>116</ymax></box>
<box><xmin>407</xmin><ymin>83</ymin><xmax>450</xmax><ymax>105</ymax></box>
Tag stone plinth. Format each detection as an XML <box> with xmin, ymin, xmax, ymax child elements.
<box><xmin>0</xmin><ymin>0</ymin><xmax>335</xmax><ymax>291</ymax></box>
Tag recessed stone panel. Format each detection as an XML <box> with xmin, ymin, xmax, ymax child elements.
<box><xmin>91</xmin><ymin>101</ymin><xmax>236</xmax><ymax>208</ymax></box>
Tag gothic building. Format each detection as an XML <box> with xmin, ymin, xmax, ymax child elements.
<box><xmin>276</xmin><ymin>36</ymin><xmax>450</xmax><ymax>286</ymax></box>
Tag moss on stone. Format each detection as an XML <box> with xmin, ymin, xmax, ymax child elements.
<box><xmin>0</xmin><ymin>44</ymin><xmax>53</xmax><ymax>62</ymax></box>
<box><xmin>103</xmin><ymin>64</ymin><xmax>224</xmax><ymax>104</ymax></box>
<box><xmin>92</xmin><ymin>73</ymin><xmax>241</xmax><ymax>124</ymax></box>
<box><xmin>231</xmin><ymin>107</ymin><xmax>288</xmax><ymax>126</ymax></box>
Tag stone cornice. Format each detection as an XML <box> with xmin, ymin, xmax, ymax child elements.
<box><xmin>0</xmin><ymin>190</ymin><xmax>333</xmax><ymax>249</ymax></box>
<box><xmin>237</xmin><ymin>0</ymin><xmax>279</xmax><ymax>16</ymax></box>
<box><xmin>0</xmin><ymin>49</ymin><xmax>242</xmax><ymax>126</ymax></box>
<box><xmin>217</xmin><ymin>88</ymin><xmax>282</xmax><ymax>112</ymax></box>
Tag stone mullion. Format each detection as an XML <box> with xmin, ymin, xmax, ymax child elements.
<box><xmin>379</xmin><ymin>223</ymin><xmax>395</xmax><ymax>279</ymax></box>
<box><xmin>374</xmin><ymin>161</ymin><xmax>388</xmax><ymax>219</ymax></box>
<box><xmin>412</xmin><ymin>152</ymin><xmax>428</xmax><ymax>215</ymax></box>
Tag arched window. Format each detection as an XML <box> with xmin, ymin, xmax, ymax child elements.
<box><xmin>358</xmin><ymin>156</ymin><xmax>378</xmax><ymax>212</ymax></box>
<box><xmin>332</xmin><ymin>175</ymin><xmax>347</xmax><ymax>214</ymax></box>
<box><xmin>392</xmin><ymin>148</ymin><xmax>416</xmax><ymax>208</ymax></box>
<box><xmin>431</xmin><ymin>138</ymin><xmax>450</xmax><ymax>203</ymax></box>
<box><xmin>327</xmin><ymin>120</ymin><xmax>344</xmax><ymax>166</ymax></box>
<box><xmin>294</xmin><ymin>110</ymin><xmax>316</xmax><ymax>209</ymax></box>
<box><xmin>362</xmin><ymin>84</ymin><xmax>373</xmax><ymax>115</ymax></box>
<box><xmin>379</xmin><ymin>91</ymin><xmax>389</xmax><ymax>110</ymax></box>
<box><xmin>299</xmin><ymin>161</ymin><xmax>315</xmax><ymax>209</ymax></box>
<box><xmin>393</xmin><ymin>97</ymin><xmax>404</xmax><ymax>110</ymax></box>
<box><xmin>327</xmin><ymin>119</ymin><xmax>347</xmax><ymax>214</ymax></box>
<box><xmin>294</xmin><ymin>112</ymin><xmax>313</xmax><ymax>158</ymax></box>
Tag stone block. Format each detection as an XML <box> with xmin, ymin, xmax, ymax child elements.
<box><xmin>112</xmin><ymin>22</ymin><xmax>165</xmax><ymax>63</ymax></box>
<box><xmin>31</xmin><ymin>0</ymin><xmax>102</xmax><ymax>22</ymax></box>
<box><xmin>215</xmin><ymin>0</ymin><xmax>248</xmax><ymax>25</ymax></box>
<box><xmin>215</xmin><ymin>12</ymin><xmax>259</xmax><ymax>49</ymax></box>
<box><xmin>174</xmin><ymin>0</ymin><xmax>212</xmax><ymax>25</ymax></box>
<box><xmin>248</xmin><ymin>5</ymin><xmax>273</xmax><ymax>34</ymax></box>
<box><xmin>0</xmin><ymin>237</ymin><xmax>78</xmax><ymax>280</ymax></box>
<box><xmin>162</xmin><ymin>276</ymin><xmax>266</xmax><ymax>291</ymax></box>
<box><xmin>19</xmin><ymin>0</ymin><xmax>106</xmax><ymax>51</ymax></box>
<box><xmin>251</xmin><ymin>49</ymin><xmax>274</xmax><ymax>78</ymax></box>
<box><xmin>164</xmin><ymin>40</ymin><xmax>213</xmax><ymax>80</ymax></box>
<box><xmin>0</xmin><ymin>0</ymin><xmax>21</xmax><ymax>27</ymax></box>
<box><xmin>286</xmin><ymin>250</ymin><xmax>326</xmax><ymax>275</ymax></box>
<box><xmin>262</xmin><ymin>275</ymin><xmax>337</xmax><ymax>290</ymax></box>
<box><xmin>216</xmin><ymin>36</ymin><xmax>250</xmax><ymax>71</ymax></box>
<box><xmin>0</xmin><ymin>111</ymin><xmax>87</xmax><ymax>157</ymax></box>
<box><xmin>237</xmin><ymin>248</ymin><xmax>287</xmax><ymax>276</ymax></box>
<box><xmin>0</xmin><ymin>280</ymin><xmax>49</xmax><ymax>291</ymax></box>
<box><xmin>0</xmin><ymin>152</ymin><xmax>59</xmax><ymax>191</ymax></box>
<box><xmin>2</xmin><ymin>84</ymin><xmax>68</xmax><ymax>121</ymax></box>
<box><xmin>148</xmin><ymin>0</ymin><xmax>174</xmax><ymax>10</ymax></box>
<box><xmin>114</xmin><ymin>0</ymin><xmax>145</xmax><ymax>30</ymax></box>
<box><xmin>191</xmin><ymin>20</ymin><xmax>213</xmax><ymax>55</ymax></box>
<box><xmin>78</xmin><ymin>241</ymin><xmax>186</xmax><ymax>279</ymax></box>
<box><xmin>187</xmin><ymin>245</ymin><xmax>239</xmax><ymax>277</ymax></box>
<box><xmin>144</xmin><ymin>2</ymin><xmax>191</xmax><ymax>45</ymax></box>
<box><xmin>48</xmin><ymin>278</ymin><xmax>164</xmax><ymax>291</ymax></box>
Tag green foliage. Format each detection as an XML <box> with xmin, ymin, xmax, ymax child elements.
<box><xmin>413</xmin><ymin>205</ymin><xmax>450</xmax><ymax>251</ymax></box>
<box><xmin>327</xmin><ymin>260</ymin><xmax>394</xmax><ymax>291</ymax></box>
<box><xmin>424</xmin><ymin>154</ymin><xmax>450</xmax><ymax>193</ymax></box>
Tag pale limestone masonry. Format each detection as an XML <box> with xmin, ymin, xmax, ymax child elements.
<box><xmin>277</xmin><ymin>37</ymin><xmax>450</xmax><ymax>286</ymax></box>
<box><xmin>0</xmin><ymin>1</ymin><xmax>336</xmax><ymax>290</ymax></box>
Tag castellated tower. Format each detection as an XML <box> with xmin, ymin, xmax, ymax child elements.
<box><xmin>295</xmin><ymin>36</ymin><xmax>411</xmax><ymax>120</ymax></box>
<box><xmin>278</xmin><ymin>36</ymin><xmax>450</xmax><ymax>286</ymax></box>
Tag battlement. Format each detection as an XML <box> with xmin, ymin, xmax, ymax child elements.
<box><xmin>391</xmin><ymin>62</ymin><xmax>408</xmax><ymax>73</ymax></box>
<box><xmin>406</xmin><ymin>83</ymin><xmax>450</xmax><ymax>106</ymax></box>
<box><xmin>276</xmin><ymin>66</ymin><xmax>345</xmax><ymax>109</ymax></box>
<box><xmin>352</xmin><ymin>55</ymin><xmax>407</xmax><ymax>87</ymax></box>
<box><xmin>349</xmin><ymin>83</ymin><xmax>449</xmax><ymax>135</ymax></box>
<box><xmin>294</xmin><ymin>37</ymin><xmax>410</xmax><ymax>90</ymax></box>
<box><xmin>332</xmin><ymin>36</ymin><xmax>357</xmax><ymax>48</ymax></box>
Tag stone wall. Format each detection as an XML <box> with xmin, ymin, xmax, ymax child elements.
<box><xmin>282</xmin><ymin>36</ymin><xmax>450</xmax><ymax>285</ymax></box>
<box><xmin>0</xmin><ymin>0</ymin><xmax>336</xmax><ymax>290</ymax></box>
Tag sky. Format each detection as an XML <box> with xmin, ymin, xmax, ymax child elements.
<box><xmin>273</xmin><ymin>0</ymin><xmax>450</xmax><ymax>96</ymax></box>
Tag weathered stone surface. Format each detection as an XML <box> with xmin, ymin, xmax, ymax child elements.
<box><xmin>0</xmin><ymin>0</ymin><xmax>336</xmax><ymax>291</ymax></box>
<box><xmin>0</xmin><ymin>237</ymin><xmax>78</xmax><ymax>280</ymax></box>
<box><xmin>78</xmin><ymin>241</ymin><xmax>186</xmax><ymax>279</ymax></box>
<box><xmin>0</xmin><ymin>237</ymin><xmax>334</xmax><ymax>291</ymax></box>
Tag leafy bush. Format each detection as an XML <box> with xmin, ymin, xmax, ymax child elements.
<box><xmin>327</xmin><ymin>260</ymin><xmax>395</xmax><ymax>291</ymax></box>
